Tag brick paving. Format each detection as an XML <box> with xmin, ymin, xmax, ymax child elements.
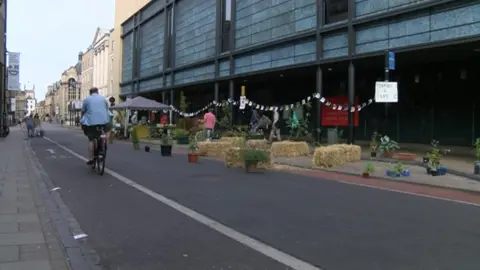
<box><xmin>0</xmin><ymin>128</ymin><xmax>70</xmax><ymax>270</ymax></box>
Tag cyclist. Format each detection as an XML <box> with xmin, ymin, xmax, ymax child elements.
<box><xmin>80</xmin><ymin>87</ymin><xmax>111</xmax><ymax>165</ymax></box>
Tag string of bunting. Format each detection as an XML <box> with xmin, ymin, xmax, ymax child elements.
<box><xmin>170</xmin><ymin>93</ymin><xmax>375</xmax><ymax>117</ymax></box>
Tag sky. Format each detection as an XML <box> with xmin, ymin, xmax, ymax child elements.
<box><xmin>7</xmin><ymin>0</ymin><xmax>115</xmax><ymax>100</ymax></box>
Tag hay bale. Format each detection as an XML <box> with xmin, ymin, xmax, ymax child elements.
<box><xmin>197</xmin><ymin>141</ymin><xmax>232</xmax><ymax>157</ymax></box>
<box><xmin>224</xmin><ymin>147</ymin><xmax>243</xmax><ymax>168</ymax></box>
<box><xmin>246</xmin><ymin>139</ymin><xmax>270</xmax><ymax>150</ymax></box>
<box><xmin>223</xmin><ymin>147</ymin><xmax>273</xmax><ymax>169</ymax></box>
<box><xmin>331</xmin><ymin>144</ymin><xmax>361</xmax><ymax>162</ymax></box>
<box><xmin>270</xmin><ymin>141</ymin><xmax>309</xmax><ymax>157</ymax></box>
<box><xmin>220</xmin><ymin>136</ymin><xmax>246</xmax><ymax>147</ymax></box>
<box><xmin>312</xmin><ymin>146</ymin><xmax>345</xmax><ymax>168</ymax></box>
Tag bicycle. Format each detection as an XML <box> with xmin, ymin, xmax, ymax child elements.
<box><xmin>91</xmin><ymin>126</ymin><xmax>107</xmax><ymax>175</ymax></box>
<box><xmin>195</xmin><ymin>129</ymin><xmax>220</xmax><ymax>143</ymax></box>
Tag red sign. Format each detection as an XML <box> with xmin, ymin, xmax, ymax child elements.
<box><xmin>321</xmin><ymin>96</ymin><xmax>359</xmax><ymax>127</ymax></box>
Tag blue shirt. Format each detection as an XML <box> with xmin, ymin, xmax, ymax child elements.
<box><xmin>80</xmin><ymin>93</ymin><xmax>111</xmax><ymax>126</ymax></box>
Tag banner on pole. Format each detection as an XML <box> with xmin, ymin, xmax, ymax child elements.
<box><xmin>7</xmin><ymin>52</ymin><xmax>20</xmax><ymax>90</ymax></box>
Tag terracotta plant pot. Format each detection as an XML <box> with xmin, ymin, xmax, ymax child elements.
<box><xmin>396</xmin><ymin>153</ymin><xmax>416</xmax><ymax>160</ymax></box>
<box><xmin>188</xmin><ymin>153</ymin><xmax>198</xmax><ymax>163</ymax></box>
<box><xmin>383</xmin><ymin>152</ymin><xmax>394</xmax><ymax>158</ymax></box>
<box><xmin>362</xmin><ymin>173</ymin><xmax>370</xmax><ymax>178</ymax></box>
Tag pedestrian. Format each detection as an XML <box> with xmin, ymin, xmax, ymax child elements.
<box><xmin>25</xmin><ymin>116</ymin><xmax>34</xmax><ymax>137</ymax></box>
<box><xmin>269</xmin><ymin>110</ymin><xmax>281</xmax><ymax>141</ymax></box>
<box><xmin>257</xmin><ymin>112</ymin><xmax>272</xmax><ymax>140</ymax></box>
<box><xmin>203</xmin><ymin>108</ymin><xmax>216</xmax><ymax>141</ymax></box>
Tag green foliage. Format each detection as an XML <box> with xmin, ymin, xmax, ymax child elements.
<box><xmin>243</xmin><ymin>148</ymin><xmax>269</xmax><ymax>166</ymax></box>
<box><xmin>188</xmin><ymin>135</ymin><xmax>197</xmax><ymax>153</ymax></box>
<box><xmin>378</xmin><ymin>135</ymin><xmax>400</xmax><ymax>153</ymax></box>
<box><xmin>363</xmin><ymin>162</ymin><xmax>375</xmax><ymax>174</ymax></box>
<box><xmin>173</xmin><ymin>128</ymin><xmax>189</xmax><ymax>138</ymax></box>
<box><xmin>222</xmin><ymin>125</ymin><xmax>248</xmax><ymax>137</ymax></box>
<box><xmin>427</xmin><ymin>139</ymin><xmax>441</xmax><ymax>169</ymax></box>
<box><xmin>130</xmin><ymin>125</ymin><xmax>140</xmax><ymax>149</ymax></box>
<box><xmin>217</xmin><ymin>102</ymin><xmax>232</xmax><ymax>131</ymax></box>
<box><xmin>474</xmin><ymin>138</ymin><xmax>480</xmax><ymax>161</ymax></box>
<box><xmin>285</xmin><ymin>102</ymin><xmax>313</xmax><ymax>143</ymax></box>
<box><xmin>387</xmin><ymin>162</ymin><xmax>407</xmax><ymax>174</ymax></box>
<box><xmin>370</xmin><ymin>132</ymin><xmax>378</xmax><ymax>151</ymax></box>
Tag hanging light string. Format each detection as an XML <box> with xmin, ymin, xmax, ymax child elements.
<box><xmin>169</xmin><ymin>93</ymin><xmax>375</xmax><ymax>117</ymax></box>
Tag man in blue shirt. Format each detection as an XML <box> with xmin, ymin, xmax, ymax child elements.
<box><xmin>81</xmin><ymin>87</ymin><xmax>111</xmax><ymax>165</ymax></box>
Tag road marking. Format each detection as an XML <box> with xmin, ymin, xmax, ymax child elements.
<box><xmin>42</xmin><ymin>136</ymin><xmax>321</xmax><ymax>270</ymax></box>
<box><xmin>46</xmin><ymin>149</ymin><xmax>55</xmax><ymax>154</ymax></box>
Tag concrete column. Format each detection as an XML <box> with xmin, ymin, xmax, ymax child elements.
<box><xmin>347</xmin><ymin>61</ymin><xmax>355</xmax><ymax>144</ymax></box>
<box><xmin>169</xmin><ymin>91</ymin><xmax>174</xmax><ymax>124</ymax></box>
<box><xmin>315</xmin><ymin>66</ymin><xmax>323</xmax><ymax>142</ymax></box>
<box><xmin>228</xmin><ymin>80</ymin><xmax>234</xmax><ymax>124</ymax></box>
<box><xmin>214</xmin><ymin>83</ymin><xmax>219</xmax><ymax>116</ymax></box>
<box><xmin>161</xmin><ymin>92</ymin><xmax>166</xmax><ymax>104</ymax></box>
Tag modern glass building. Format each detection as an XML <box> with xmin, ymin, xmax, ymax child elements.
<box><xmin>120</xmin><ymin>0</ymin><xmax>480</xmax><ymax>145</ymax></box>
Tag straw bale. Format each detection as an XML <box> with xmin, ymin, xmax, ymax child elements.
<box><xmin>197</xmin><ymin>141</ymin><xmax>232</xmax><ymax>157</ymax></box>
<box><xmin>331</xmin><ymin>144</ymin><xmax>361</xmax><ymax>162</ymax></box>
<box><xmin>270</xmin><ymin>141</ymin><xmax>309</xmax><ymax>157</ymax></box>
<box><xmin>223</xmin><ymin>147</ymin><xmax>273</xmax><ymax>169</ymax></box>
<box><xmin>224</xmin><ymin>147</ymin><xmax>243</xmax><ymax>168</ymax></box>
<box><xmin>246</xmin><ymin>139</ymin><xmax>270</xmax><ymax>150</ymax></box>
<box><xmin>312</xmin><ymin>146</ymin><xmax>345</xmax><ymax>168</ymax></box>
<box><xmin>220</xmin><ymin>136</ymin><xmax>246</xmax><ymax>147</ymax></box>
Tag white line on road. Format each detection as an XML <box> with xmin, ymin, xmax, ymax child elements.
<box><xmin>42</xmin><ymin>136</ymin><xmax>321</xmax><ymax>270</ymax></box>
<box><xmin>46</xmin><ymin>149</ymin><xmax>55</xmax><ymax>154</ymax></box>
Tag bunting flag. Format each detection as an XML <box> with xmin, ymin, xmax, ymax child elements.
<box><xmin>169</xmin><ymin>93</ymin><xmax>375</xmax><ymax>117</ymax></box>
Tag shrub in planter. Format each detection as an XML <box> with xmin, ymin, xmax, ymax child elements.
<box><xmin>426</xmin><ymin>140</ymin><xmax>441</xmax><ymax>176</ymax></box>
<box><xmin>362</xmin><ymin>162</ymin><xmax>375</xmax><ymax>178</ymax></box>
<box><xmin>386</xmin><ymin>162</ymin><xmax>408</xmax><ymax>178</ymax></box>
<box><xmin>187</xmin><ymin>137</ymin><xmax>198</xmax><ymax>163</ymax></box>
<box><xmin>160</xmin><ymin>133</ymin><xmax>173</xmax><ymax>156</ymax></box>
<box><xmin>243</xmin><ymin>148</ymin><xmax>270</xmax><ymax>173</ymax></box>
<box><xmin>174</xmin><ymin>128</ymin><xmax>190</xmax><ymax>145</ymax></box>
<box><xmin>474</xmin><ymin>138</ymin><xmax>480</xmax><ymax>174</ymax></box>
<box><xmin>378</xmin><ymin>135</ymin><xmax>399</xmax><ymax>157</ymax></box>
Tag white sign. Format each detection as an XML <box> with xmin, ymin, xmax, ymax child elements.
<box><xmin>7</xmin><ymin>52</ymin><xmax>20</xmax><ymax>90</ymax></box>
<box><xmin>375</xmin><ymin>81</ymin><xmax>398</xmax><ymax>103</ymax></box>
<box><xmin>10</xmin><ymin>98</ymin><xmax>15</xmax><ymax>112</ymax></box>
<box><xmin>239</xmin><ymin>96</ymin><xmax>246</xmax><ymax>110</ymax></box>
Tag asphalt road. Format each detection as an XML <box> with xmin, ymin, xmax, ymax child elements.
<box><xmin>29</xmin><ymin>123</ymin><xmax>480</xmax><ymax>270</ymax></box>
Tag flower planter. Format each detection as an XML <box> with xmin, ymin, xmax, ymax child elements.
<box><xmin>474</xmin><ymin>162</ymin><xmax>480</xmax><ymax>175</ymax></box>
<box><xmin>400</xmin><ymin>170</ymin><xmax>410</xmax><ymax>177</ymax></box>
<box><xmin>188</xmin><ymin>153</ymin><xmax>198</xmax><ymax>163</ymax></box>
<box><xmin>160</xmin><ymin>145</ymin><xmax>172</xmax><ymax>156</ymax></box>
<box><xmin>176</xmin><ymin>136</ymin><xmax>189</xmax><ymax>145</ymax></box>
<box><xmin>396</xmin><ymin>153</ymin><xmax>416</xmax><ymax>161</ymax></box>
<box><xmin>383</xmin><ymin>152</ymin><xmax>394</xmax><ymax>158</ymax></box>
<box><xmin>386</xmin><ymin>170</ymin><xmax>400</xmax><ymax>177</ymax></box>
<box><xmin>370</xmin><ymin>152</ymin><xmax>377</xmax><ymax>158</ymax></box>
<box><xmin>431</xmin><ymin>170</ymin><xmax>439</xmax><ymax>176</ymax></box>
<box><xmin>438</xmin><ymin>167</ymin><xmax>446</xmax><ymax>176</ymax></box>
<box><xmin>362</xmin><ymin>173</ymin><xmax>370</xmax><ymax>178</ymax></box>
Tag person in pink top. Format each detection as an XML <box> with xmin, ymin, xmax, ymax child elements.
<box><xmin>203</xmin><ymin>108</ymin><xmax>216</xmax><ymax>141</ymax></box>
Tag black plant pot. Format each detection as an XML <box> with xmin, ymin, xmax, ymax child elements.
<box><xmin>423</xmin><ymin>157</ymin><xmax>429</xmax><ymax>164</ymax></box>
<box><xmin>160</xmin><ymin>145</ymin><xmax>172</xmax><ymax>156</ymax></box>
<box><xmin>474</xmin><ymin>162</ymin><xmax>480</xmax><ymax>174</ymax></box>
<box><xmin>426</xmin><ymin>167</ymin><xmax>431</xmax><ymax>175</ymax></box>
<box><xmin>144</xmin><ymin>145</ymin><xmax>150</xmax><ymax>152</ymax></box>
<box><xmin>370</xmin><ymin>152</ymin><xmax>377</xmax><ymax>158</ymax></box>
<box><xmin>431</xmin><ymin>170</ymin><xmax>439</xmax><ymax>176</ymax></box>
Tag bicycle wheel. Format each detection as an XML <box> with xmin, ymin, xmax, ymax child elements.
<box><xmin>96</xmin><ymin>137</ymin><xmax>106</xmax><ymax>175</ymax></box>
<box><xmin>195</xmin><ymin>130</ymin><xmax>207</xmax><ymax>143</ymax></box>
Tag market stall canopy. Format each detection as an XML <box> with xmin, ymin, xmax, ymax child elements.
<box><xmin>111</xmin><ymin>96</ymin><xmax>171</xmax><ymax>111</ymax></box>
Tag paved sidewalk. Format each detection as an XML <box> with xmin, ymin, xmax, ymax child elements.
<box><xmin>0</xmin><ymin>128</ymin><xmax>96</xmax><ymax>270</ymax></box>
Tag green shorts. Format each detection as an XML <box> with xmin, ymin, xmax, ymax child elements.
<box><xmin>82</xmin><ymin>124</ymin><xmax>109</xmax><ymax>141</ymax></box>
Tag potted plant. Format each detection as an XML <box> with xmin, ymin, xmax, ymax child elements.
<box><xmin>426</xmin><ymin>140</ymin><xmax>441</xmax><ymax>175</ymax></box>
<box><xmin>175</xmin><ymin>128</ymin><xmax>190</xmax><ymax>145</ymax></box>
<box><xmin>160</xmin><ymin>132</ymin><xmax>173</xmax><ymax>156</ymax></box>
<box><xmin>378</xmin><ymin>135</ymin><xmax>399</xmax><ymax>158</ymax></box>
<box><xmin>369</xmin><ymin>132</ymin><xmax>378</xmax><ymax>157</ymax></box>
<box><xmin>187</xmin><ymin>137</ymin><xmax>198</xmax><ymax>163</ymax></box>
<box><xmin>243</xmin><ymin>148</ymin><xmax>269</xmax><ymax>173</ymax></box>
<box><xmin>362</xmin><ymin>162</ymin><xmax>375</xmax><ymax>178</ymax></box>
<box><xmin>474</xmin><ymin>138</ymin><xmax>480</xmax><ymax>174</ymax></box>
<box><xmin>386</xmin><ymin>162</ymin><xmax>408</xmax><ymax>177</ymax></box>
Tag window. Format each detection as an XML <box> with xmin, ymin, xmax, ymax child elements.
<box><xmin>221</xmin><ymin>0</ymin><xmax>232</xmax><ymax>52</ymax></box>
<box><xmin>324</xmin><ymin>0</ymin><xmax>348</xmax><ymax>24</ymax></box>
<box><xmin>165</xmin><ymin>6</ymin><xmax>174</xmax><ymax>68</ymax></box>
